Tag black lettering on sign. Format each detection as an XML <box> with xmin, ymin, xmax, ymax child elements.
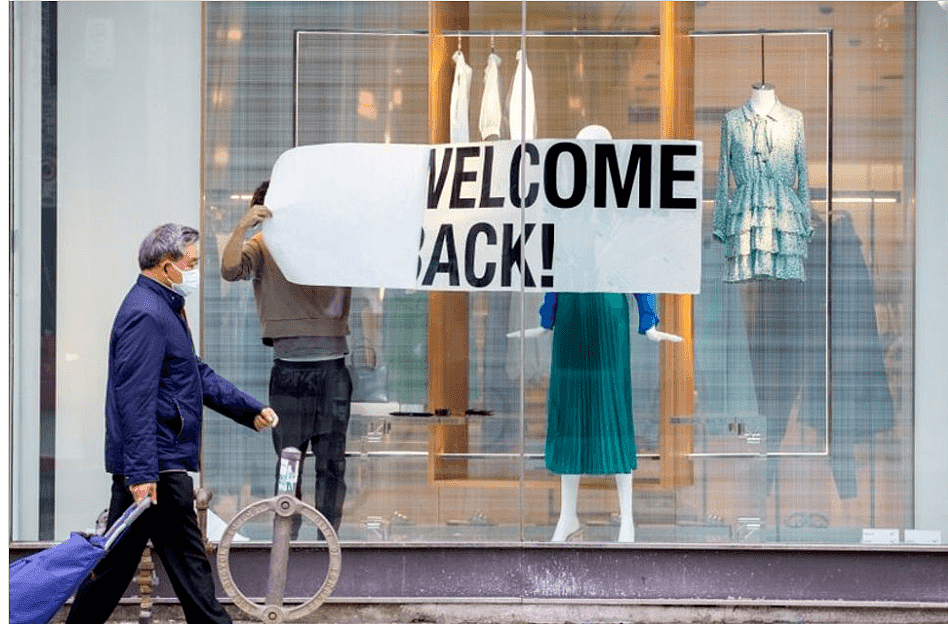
<box><xmin>501</xmin><ymin>223</ymin><xmax>536</xmax><ymax>288</ymax></box>
<box><xmin>450</xmin><ymin>146</ymin><xmax>479</xmax><ymax>209</ymax></box>
<box><xmin>428</xmin><ymin>148</ymin><xmax>453</xmax><ymax>209</ymax></box>
<box><xmin>544</xmin><ymin>142</ymin><xmax>586</xmax><ymax>208</ymax></box>
<box><xmin>416</xmin><ymin>228</ymin><xmax>425</xmax><ymax>279</ymax></box>
<box><xmin>479</xmin><ymin>145</ymin><xmax>505</xmax><ymax>208</ymax></box>
<box><xmin>660</xmin><ymin>144</ymin><xmax>697</xmax><ymax>209</ymax></box>
<box><xmin>510</xmin><ymin>143</ymin><xmax>540</xmax><ymax>208</ymax></box>
<box><xmin>595</xmin><ymin>144</ymin><xmax>651</xmax><ymax>208</ymax></box>
<box><xmin>422</xmin><ymin>224</ymin><xmax>460</xmax><ymax>286</ymax></box>
<box><xmin>464</xmin><ymin>222</ymin><xmax>497</xmax><ymax>287</ymax></box>
<box><xmin>541</xmin><ymin>223</ymin><xmax>554</xmax><ymax>288</ymax></box>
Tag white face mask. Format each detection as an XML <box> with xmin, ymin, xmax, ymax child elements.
<box><xmin>170</xmin><ymin>264</ymin><xmax>200</xmax><ymax>297</ymax></box>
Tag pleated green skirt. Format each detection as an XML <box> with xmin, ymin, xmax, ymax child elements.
<box><xmin>545</xmin><ymin>292</ymin><xmax>636</xmax><ymax>475</ymax></box>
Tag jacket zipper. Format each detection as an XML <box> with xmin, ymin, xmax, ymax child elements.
<box><xmin>171</xmin><ymin>400</ymin><xmax>185</xmax><ymax>438</ymax></box>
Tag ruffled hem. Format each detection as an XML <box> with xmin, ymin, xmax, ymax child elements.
<box><xmin>722</xmin><ymin>180</ymin><xmax>814</xmax><ymax>239</ymax></box>
<box><xmin>722</xmin><ymin>251</ymin><xmax>806</xmax><ymax>282</ymax></box>
<box><xmin>725</xmin><ymin>226</ymin><xmax>810</xmax><ymax>259</ymax></box>
<box><xmin>718</xmin><ymin>198</ymin><xmax>811</xmax><ymax>282</ymax></box>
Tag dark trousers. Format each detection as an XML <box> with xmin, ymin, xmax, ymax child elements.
<box><xmin>65</xmin><ymin>473</ymin><xmax>231</xmax><ymax>624</ymax></box>
<box><xmin>270</xmin><ymin>358</ymin><xmax>352</xmax><ymax>533</ymax></box>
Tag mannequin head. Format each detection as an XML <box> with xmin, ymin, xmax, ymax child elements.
<box><xmin>576</xmin><ymin>124</ymin><xmax>612</xmax><ymax>140</ymax></box>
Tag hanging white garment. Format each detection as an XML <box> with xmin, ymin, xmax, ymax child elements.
<box><xmin>507</xmin><ymin>49</ymin><xmax>536</xmax><ymax>140</ymax></box>
<box><xmin>450</xmin><ymin>50</ymin><xmax>472</xmax><ymax>143</ymax></box>
<box><xmin>479</xmin><ymin>52</ymin><xmax>503</xmax><ymax>140</ymax></box>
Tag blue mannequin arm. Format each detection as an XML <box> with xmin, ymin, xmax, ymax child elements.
<box><xmin>539</xmin><ymin>293</ymin><xmax>558</xmax><ymax>329</ymax></box>
<box><xmin>633</xmin><ymin>293</ymin><xmax>659</xmax><ymax>334</ymax></box>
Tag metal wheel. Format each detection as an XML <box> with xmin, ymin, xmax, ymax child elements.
<box><xmin>216</xmin><ymin>496</ymin><xmax>341</xmax><ymax>623</ymax></box>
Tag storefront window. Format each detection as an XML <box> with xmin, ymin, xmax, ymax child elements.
<box><xmin>10</xmin><ymin>2</ymin><xmax>924</xmax><ymax>548</ymax></box>
<box><xmin>199</xmin><ymin>1</ymin><xmax>916</xmax><ymax>545</ymax></box>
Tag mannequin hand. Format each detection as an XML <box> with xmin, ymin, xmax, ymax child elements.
<box><xmin>237</xmin><ymin>204</ymin><xmax>273</xmax><ymax>232</ymax></box>
<box><xmin>254</xmin><ymin>407</ymin><xmax>280</xmax><ymax>431</ymax></box>
<box><xmin>506</xmin><ymin>327</ymin><xmax>549</xmax><ymax>339</ymax></box>
<box><xmin>645</xmin><ymin>326</ymin><xmax>683</xmax><ymax>343</ymax></box>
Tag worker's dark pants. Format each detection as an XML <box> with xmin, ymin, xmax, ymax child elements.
<box><xmin>270</xmin><ymin>357</ymin><xmax>352</xmax><ymax>537</ymax></box>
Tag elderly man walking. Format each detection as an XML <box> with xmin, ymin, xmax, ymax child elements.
<box><xmin>64</xmin><ymin>223</ymin><xmax>279</xmax><ymax>624</ymax></box>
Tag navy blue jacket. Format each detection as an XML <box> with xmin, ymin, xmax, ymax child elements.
<box><xmin>105</xmin><ymin>275</ymin><xmax>264</xmax><ymax>486</ymax></box>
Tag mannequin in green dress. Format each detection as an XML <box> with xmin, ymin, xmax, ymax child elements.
<box><xmin>542</xmin><ymin>125</ymin><xmax>683</xmax><ymax>543</ymax></box>
<box><xmin>540</xmin><ymin>291</ymin><xmax>681</xmax><ymax>542</ymax></box>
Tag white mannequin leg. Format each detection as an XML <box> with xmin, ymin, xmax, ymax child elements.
<box><xmin>615</xmin><ymin>472</ymin><xmax>635</xmax><ymax>543</ymax></box>
<box><xmin>551</xmin><ymin>474</ymin><xmax>581</xmax><ymax>542</ymax></box>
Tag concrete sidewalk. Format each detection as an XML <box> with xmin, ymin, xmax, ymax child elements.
<box><xmin>48</xmin><ymin>602</ymin><xmax>948</xmax><ymax>624</ymax></box>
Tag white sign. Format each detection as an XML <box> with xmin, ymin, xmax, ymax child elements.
<box><xmin>904</xmin><ymin>530</ymin><xmax>942</xmax><ymax>545</ymax></box>
<box><xmin>262</xmin><ymin>143</ymin><xmax>428</xmax><ymax>290</ymax></box>
<box><xmin>861</xmin><ymin>528</ymin><xmax>900</xmax><ymax>544</ymax></box>
<box><xmin>262</xmin><ymin>140</ymin><xmax>702</xmax><ymax>293</ymax></box>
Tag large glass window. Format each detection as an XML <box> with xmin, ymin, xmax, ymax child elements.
<box><xmin>9</xmin><ymin>2</ymin><xmax>922</xmax><ymax>548</ymax></box>
<box><xmin>200</xmin><ymin>1</ymin><xmax>916</xmax><ymax>546</ymax></box>
<box><xmin>10</xmin><ymin>1</ymin><xmax>204</xmax><ymax>541</ymax></box>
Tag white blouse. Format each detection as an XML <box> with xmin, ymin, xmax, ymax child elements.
<box><xmin>478</xmin><ymin>52</ymin><xmax>503</xmax><ymax>140</ymax></box>
<box><xmin>450</xmin><ymin>50</ymin><xmax>472</xmax><ymax>143</ymax></box>
<box><xmin>507</xmin><ymin>49</ymin><xmax>536</xmax><ymax>140</ymax></box>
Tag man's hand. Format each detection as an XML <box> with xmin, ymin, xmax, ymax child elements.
<box><xmin>237</xmin><ymin>205</ymin><xmax>273</xmax><ymax>232</ymax></box>
<box><xmin>221</xmin><ymin>203</ymin><xmax>273</xmax><ymax>280</ymax></box>
<box><xmin>645</xmin><ymin>326</ymin><xmax>684</xmax><ymax>343</ymax></box>
<box><xmin>254</xmin><ymin>407</ymin><xmax>280</xmax><ymax>431</ymax></box>
<box><xmin>130</xmin><ymin>482</ymin><xmax>157</xmax><ymax>505</ymax></box>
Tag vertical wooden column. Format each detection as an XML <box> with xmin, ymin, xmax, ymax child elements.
<box><xmin>427</xmin><ymin>2</ymin><xmax>470</xmax><ymax>482</ymax></box>
<box><xmin>658</xmin><ymin>1</ymin><xmax>696</xmax><ymax>489</ymax></box>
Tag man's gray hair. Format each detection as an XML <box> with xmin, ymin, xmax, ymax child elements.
<box><xmin>138</xmin><ymin>223</ymin><xmax>200</xmax><ymax>270</ymax></box>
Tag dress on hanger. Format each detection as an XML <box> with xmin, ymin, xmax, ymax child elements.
<box><xmin>713</xmin><ymin>97</ymin><xmax>813</xmax><ymax>282</ymax></box>
<box><xmin>479</xmin><ymin>52</ymin><xmax>502</xmax><ymax>140</ymax></box>
<box><xmin>450</xmin><ymin>50</ymin><xmax>472</xmax><ymax>143</ymax></box>
<box><xmin>543</xmin><ymin>292</ymin><xmax>659</xmax><ymax>475</ymax></box>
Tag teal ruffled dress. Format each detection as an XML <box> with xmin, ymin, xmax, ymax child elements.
<box><xmin>542</xmin><ymin>292</ymin><xmax>658</xmax><ymax>475</ymax></box>
<box><xmin>713</xmin><ymin>99</ymin><xmax>813</xmax><ymax>282</ymax></box>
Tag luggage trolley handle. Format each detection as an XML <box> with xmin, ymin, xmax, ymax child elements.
<box><xmin>103</xmin><ymin>498</ymin><xmax>153</xmax><ymax>550</ymax></box>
